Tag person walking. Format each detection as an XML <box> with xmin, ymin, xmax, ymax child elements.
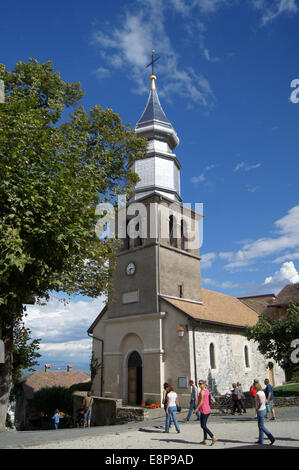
<box><xmin>237</xmin><ymin>382</ymin><xmax>246</xmax><ymax>414</ymax></box>
<box><xmin>264</xmin><ymin>378</ymin><xmax>276</xmax><ymax>421</ymax></box>
<box><xmin>185</xmin><ymin>380</ymin><xmax>200</xmax><ymax>422</ymax></box>
<box><xmin>83</xmin><ymin>391</ymin><xmax>93</xmax><ymax>427</ymax></box>
<box><xmin>250</xmin><ymin>379</ymin><xmax>258</xmax><ymax>418</ymax></box>
<box><xmin>231</xmin><ymin>383</ymin><xmax>242</xmax><ymax>415</ymax></box>
<box><xmin>165</xmin><ymin>385</ymin><xmax>180</xmax><ymax>434</ymax></box>
<box><xmin>254</xmin><ymin>382</ymin><xmax>275</xmax><ymax>446</ymax></box>
<box><xmin>52</xmin><ymin>409</ymin><xmax>61</xmax><ymax>430</ymax></box>
<box><xmin>194</xmin><ymin>380</ymin><xmax>218</xmax><ymax>446</ymax></box>
<box><xmin>162</xmin><ymin>383</ymin><xmax>171</xmax><ymax>428</ymax></box>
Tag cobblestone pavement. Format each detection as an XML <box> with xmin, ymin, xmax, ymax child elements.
<box><xmin>1</xmin><ymin>407</ymin><xmax>299</xmax><ymax>450</ymax></box>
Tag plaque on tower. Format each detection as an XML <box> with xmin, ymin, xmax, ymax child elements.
<box><xmin>122</xmin><ymin>290</ymin><xmax>139</xmax><ymax>304</ymax></box>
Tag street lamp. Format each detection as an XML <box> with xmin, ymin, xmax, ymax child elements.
<box><xmin>177</xmin><ymin>326</ymin><xmax>185</xmax><ymax>338</ymax></box>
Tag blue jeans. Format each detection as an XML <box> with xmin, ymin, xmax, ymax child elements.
<box><xmin>165</xmin><ymin>406</ymin><xmax>180</xmax><ymax>432</ymax></box>
<box><xmin>200</xmin><ymin>413</ymin><xmax>214</xmax><ymax>441</ymax></box>
<box><xmin>186</xmin><ymin>398</ymin><xmax>200</xmax><ymax>421</ymax></box>
<box><xmin>257</xmin><ymin>409</ymin><xmax>274</xmax><ymax>444</ymax></box>
<box><xmin>164</xmin><ymin>406</ymin><xmax>171</xmax><ymax>426</ymax></box>
<box><xmin>84</xmin><ymin>409</ymin><xmax>91</xmax><ymax>425</ymax></box>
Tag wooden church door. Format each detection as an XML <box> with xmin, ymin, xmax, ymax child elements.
<box><xmin>128</xmin><ymin>351</ymin><xmax>142</xmax><ymax>405</ymax></box>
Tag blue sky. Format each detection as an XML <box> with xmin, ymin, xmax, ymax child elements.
<box><xmin>2</xmin><ymin>0</ymin><xmax>299</xmax><ymax>369</ymax></box>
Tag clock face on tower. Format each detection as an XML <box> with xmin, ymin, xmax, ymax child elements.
<box><xmin>126</xmin><ymin>262</ymin><xmax>136</xmax><ymax>276</ymax></box>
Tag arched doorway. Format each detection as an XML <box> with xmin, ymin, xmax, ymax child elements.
<box><xmin>128</xmin><ymin>351</ymin><xmax>142</xmax><ymax>405</ymax></box>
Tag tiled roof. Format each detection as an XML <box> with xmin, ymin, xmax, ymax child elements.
<box><xmin>269</xmin><ymin>283</ymin><xmax>299</xmax><ymax>307</ymax></box>
<box><xmin>18</xmin><ymin>371</ymin><xmax>90</xmax><ymax>400</ymax></box>
<box><xmin>238</xmin><ymin>294</ymin><xmax>276</xmax><ymax>314</ymax></box>
<box><xmin>161</xmin><ymin>288</ymin><xmax>259</xmax><ymax>328</ymax></box>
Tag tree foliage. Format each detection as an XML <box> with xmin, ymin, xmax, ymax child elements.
<box><xmin>245</xmin><ymin>302</ymin><xmax>299</xmax><ymax>380</ymax></box>
<box><xmin>0</xmin><ymin>58</ymin><xmax>146</xmax><ymax>428</ymax></box>
<box><xmin>10</xmin><ymin>323</ymin><xmax>41</xmax><ymax>401</ymax></box>
<box><xmin>32</xmin><ymin>386</ymin><xmax>72</xmax><ymax>416</ymax></box>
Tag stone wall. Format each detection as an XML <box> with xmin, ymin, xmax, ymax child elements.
<box><xmin>73</xmin><ymin>393</ymin><xmax>166</xmax><ymax>426</ymax></box>
<box><xmin>210</xmin><ymin>395</ymin><xmax>299</xmax><ymax>411</ymax></box>
<box><xmin>194</xmin><ymin>325</ymin><xmax>285</xmax><ymax>395</ymax></box>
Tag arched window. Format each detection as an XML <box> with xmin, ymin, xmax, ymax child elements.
<box><xmin>169</xmin><ymin>215</ymin><xmax>177</xmax><ymax>247</ymax></box>
<box><xmin>244</xmin><ymin>345</ymin><xmax>250</xmax><ymax>368</ymax></box>
<box><xmin>181</xmin><ymin>219</ymin><xmax>187</xmax><ymax>251</ymax></box>
<box><xmin>134</xmin><ymin>222</ymin><xmax>143</xmax><ymax>247</ymax></box>
<box><xmin>209</xmin><ymin>343</ymin><xmax>216</xmax><ymax>369</ymax></box>
<box><xmin>124</xmin><ymin>219</ymin><xmax>131</xmax><ymax>250</ymax></box>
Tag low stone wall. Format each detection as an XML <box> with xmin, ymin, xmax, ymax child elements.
<box><xmin>73</xmin><ymin>393</ymin><xmax>166</xmax><ymax>426</ymax></box>
<box><xmin>262</xmin><ymin>396</ymin><xmax>299</xmax><ymax>407</ymax></box>
<box><xmin>242</xmin><ymin>395</ymin><xmax>299</xmax><ymax>408</ymax></box>
<box><xmin>210</xmin><ymin>394</ymin><xmax>299</xmax><ymax>412</ymax></box>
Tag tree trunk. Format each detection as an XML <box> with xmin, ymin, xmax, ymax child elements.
<box><xmin>0</xmin><ymin>327</ymin><xmax>13</xmax><ymax>430</ymax></box>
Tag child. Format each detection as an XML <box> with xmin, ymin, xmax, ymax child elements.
<box><xmin>52</xmin><ymin>409</ymin><xmax>61</xmax><ymax>430</ymax></box>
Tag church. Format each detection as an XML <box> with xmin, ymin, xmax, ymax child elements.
<box><xmin>88</xmin><ymin>66</ymin><xmax>285</xmax><ymax>407</ymax></box>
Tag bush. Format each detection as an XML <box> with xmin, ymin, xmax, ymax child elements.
<box><xmin>68</xmin><ymin>381</ymin><xmax>91</xmax><ymax>394</ymax></box>
<box><xmin>32</xmin><ymin>386</ymin><xmax>72</xmax><ymax>416</ymax></box>
<box><xmin>32</xmin><ymin>381</ymin><xmax>91</xmax><ymax>421</ymax></box>
<box><xmin>272</xmin><ymin>390</ymin><xmax>299</xmax><ymax>397</ymax></box>
<box><xmin>145</xmin><ymin>397</ymin><xmax>155</xmax><ymax>406</ymax></box>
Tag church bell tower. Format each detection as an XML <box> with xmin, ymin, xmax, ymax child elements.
<box><xmin>90</xmin><ymin>55</ymin><xmax>203</xmax><ymax>406</ymax></box>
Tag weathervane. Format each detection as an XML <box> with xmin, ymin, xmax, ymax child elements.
<box><xmin>146</xmin><ymin>49</ymin><xmax>160</xmax><ymax>76</ymax></box>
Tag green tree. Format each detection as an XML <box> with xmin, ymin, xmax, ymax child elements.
<box><xmin>32</xmin><ymin>386</ymin><xmax>72</xmax><ymax>417</ymax></box>
<box><xmin>10</xmin><ymin>322</ymin><xmax>41</xmax><ymax>401</ymax></box>
<box><xmin>0</xmin><ymin>59</ymin><xmax>146</xmax><ymax>429</ymax></box>
<box><xmin>245</xmin><ymin>302</ymin><xmax>299</xmax><ymax>381</ymax></box>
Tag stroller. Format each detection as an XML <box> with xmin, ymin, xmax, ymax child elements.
<box><xmin>214</xmin><ymin>393</ymin><xmax>233</xmax><ymax>414</ymax></box>
<box><xmin>75</xmin><ymin>408</ymin><xmax>85</xmax><ymax>428</ymax></box>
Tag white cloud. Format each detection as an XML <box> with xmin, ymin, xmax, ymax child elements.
<box><xmin>204</xmin><ymin>164</ymin><xmax>216</xmax><ymax>171</ymax></box>
<box><xmin>196</xmin><ymin>0</ymin><xmax>229</xmax><ymax>13</ymax></box>
<box><xmin>203</xmin><ymin>277</ymin><xmax>239</xmax><ymax>289</ymax></box>
<box><xmin>245</xmin><ymin>163</ymin><xmax>262</xmax><ymax>171</ymax></box>
<box><xmin>200</xmin><ymin>252</ymin><xmax>217</xmax><ymax>268</ymax></box>
<box><xmin>273</xmin><ymin>252</ymin><xmax>299</xmax><ymax>263</ymax></box>
<box><xmin>191</xmin><ymin>163</ymin><xmax>217</xmax><ymax>185</ymax></box>
<box><xmin>264</xmin><ymin>261</ymin><xmax>299</xmax><ymax>293</ymax></box>
<box><xmin>220</xmin><ymin>205</ymin><xmax>299</xmax><ymax>270</ymax></box>
<box><xmin>95</xmin><ymin>67</ymin><xmax>111</xmax><ymax>79</ymax></box>
<box><xmin>234</xmin><ymin>162</ymin><xmax>262</xmax><ymax>172</ymax></box>
<box><xmin>234</xmin><ymin>162</ymin><xmax>245</xmax><ymax>172</ymax></box>
<box><xmin>253</xmin><ymin>0</ymin><xmax>298</xmax><ymax>24</ymax></box>
<box><xmin>39</xmin><ymin>339</ymin><xmax>92</xmax><ymax>358</ymax></box>
<box><xmin>24</xmin><ymin>295</ymin><xmax>106</xmax><ymax>361</ymax></box>
<box><xmin>246</xmin><ymin>185</ymin><xmax>259</xmax><ymax>193</ymax></box>
<box><xmin>191</xmin><ymin>174</ymin><xmax>205</xmax><ymax>184</ymax></box>
<box><xmin>92</xmin><ymin>1</ymin><xmax>215</xmax><ymax>107</ymax></box>
<box><xmin>201</xmin><ymin>46</ymin><xmax>220</xmax><ymax>62</ymax></box>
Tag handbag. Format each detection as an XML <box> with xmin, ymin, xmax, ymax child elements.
<box><xmin>176</xmin><ymin>405</ymin><xmax>181</xmax><ymax>412</ymax></box>
<box><xmin>266</xmin><ymin>404</ymin><xmax>271</xmax><ymax>413</ymax></box>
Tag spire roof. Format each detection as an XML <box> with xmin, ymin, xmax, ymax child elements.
<box><xmin>136</xmin><ymin>79</ymin><xmax>171</xmax><ymax>126</ymax></box>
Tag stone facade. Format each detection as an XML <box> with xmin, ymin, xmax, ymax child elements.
<box><xmin>192</xmin><ymin>325</ymin><xmax>285</xmax><ymax>395</ymax></box>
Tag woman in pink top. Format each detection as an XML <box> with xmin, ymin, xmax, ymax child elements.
<box><xmin>194</xmin><ymin>380</ymin><xmax>218</xmax><ymax>446</ymax></box>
